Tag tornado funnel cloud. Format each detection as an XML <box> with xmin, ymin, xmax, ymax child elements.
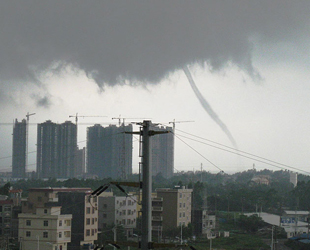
<box><xmin>183</xmin><ymin>66</ymin><xmax>237</xmax><ymax>148</ymax></box>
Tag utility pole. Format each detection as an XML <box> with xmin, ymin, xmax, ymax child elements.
<box><xmin>127</xmin><ymin>120</ymin><xmax>168</xmax><ymax>250</ymax></box>
<box><xmin>25</xmin><ymin>112</ymin><xmax>35</xmax><ymax>176</ymax></box>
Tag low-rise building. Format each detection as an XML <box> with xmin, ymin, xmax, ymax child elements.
<box><xmin>20</xmin><ymin>187</ymin><xmax>98</xmax><ymax>248</ymax></box>
<box><xmin>18</xmin><ymin>206</ymin><xmax>72</xmax><ymax>250</ymax></box>
<box><xmin>98</xmin><ymin>195</ymin><xmax>137</xmax><ymax>237</ymax></box>
<box><xmin>156</xmin><ymin>186</ymin><xmax>192</xmax><ymax>230</ymax></box>
<box><xmin>57</xmin><ymin>191</ymin><xmax>98</xmax><ymax>249</ymax></box>
<box><xmin>192</xmin><ymin>209</ymin><xmax>216</xmax><ymax>236</ymax></box>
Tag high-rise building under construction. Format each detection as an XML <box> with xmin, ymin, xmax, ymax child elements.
<box><xmin>87</xmin><ymin>124</ymin><xmax>133</xmax><ymax>179</ymax></box>
<box><xmin>36</xmin><ymin>120</ymin><xmax>77</xmax><ymax>178</ymax></box>
<box><xmin>151</xmin><ymin>125</ymin><xmax>174</xmax><ymax>179</ymax></box>
<box><xmin>12</xmin><ymin>119</ymin><xmax>27</xmax><ymax>178</ymax></box>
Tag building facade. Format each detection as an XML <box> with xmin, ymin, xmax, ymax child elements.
<box><xmin>36</xmin><ymin>120</ymin><xmax>77</xmax><ymax>179</ymax></box>
<box><xmin>151</xmin><ymin>125</ymin><xmax>174</xmax><ymax>179</ymax></box>
<box><xmin>57</xmin><ymin>191</ymin><xmax>98</xmax><ymax>248</ymax></box>
<box><xmin>151</xmin><ymin>197</ymin><xmax>163</xmax><ymax>240</ymax></box>
<box><xmin>192</xmin><ymin>209</ymin><xmax>216</xmax><ymax>236</ymax></box>
<box><xmin>98</xmin><ymin>196</ymin><xmax>137</xmax><ymax>237</ymax></box>
<box><xmin>76</xmin><ymin>147</ymin><xmax>86</xmax><ymax>177</ymax></box>
<box><xmin>156</xmin><ymin>187</ymin><xmax>192</xmax><ymax>230</ymax></box>
<box><xmin>21</xmin><ymin>187</ymin><xmax>97</xmax><ymax>248</ymax></box>
<box><xmin>12</xmin><ymin>119</ymin><xmax>27</xmax><ymax>178</ymax></box>
<box><xmin>87</xmin><ymin>124</ymin><xmax>133</xmax><ymax>179</ymax></box>
<box><xmin>19</xmin><ymin>206</ymin><xmax>72</xmax><ymax>250</ymax></box>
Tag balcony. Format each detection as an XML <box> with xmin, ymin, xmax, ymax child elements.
<box><xmin>152</xmin><ymin>197</ymin><xmax>163</xmax><ymax>202</ymax></box>
<box><xmin>152</xmin><ymin>226</ymin><xmax>163</xmax><ymax>231</ymax></box>
<box><xmin>152</xmin><ymin>207</ymin><xmax>163</xmax><ymax>212</ymax></box>
<box><xmin>152</xmin><ymin>216</ymin><xmax>163</xmax><ymax>221</ymax></box>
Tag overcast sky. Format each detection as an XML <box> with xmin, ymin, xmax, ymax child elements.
<box><xmin>1</xmin><ymin>1</ymin><xmax>310</xmax><ymax>175</ymax></box>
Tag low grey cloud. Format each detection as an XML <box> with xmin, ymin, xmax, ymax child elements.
<box><xmin>32</xmin><ymin>94</ymin><xmax>52</xmax><ymax>109</ymax></box>
<box><xmin>0</xmin><ymin>1</ymin><xmax>309</xmax><ymax>97</ymax></box>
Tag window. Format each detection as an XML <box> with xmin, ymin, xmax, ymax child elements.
<box><xmin>26</xmin><ymin>220</ymin><xmax>31</xmax><ymax>226</ymax></box>
<box><xmin>179</xmin><ymin>203</ymin><xmax>182</xmax><ymax>208</ymax></box>
<box><xmin>64</xmin><ymin>231</ymin><xmax>71</xmax><ymax>237</ymax></box>
<box><xmin>59</xmin><ymin>220</ymin><xmax>62</xmax><ymax>226</ymax></box>
<box><xmin>86</xmin><ymin>229</ymin><xmax>90</xmax><ymax>236</ymax></box>
<box><xmin>128</xmin><ymin>210</ymin><xmax>131</xmax><ymax>215</ymax></box>
<box><xmin>86</xmin><ymin>218</ymin><xmax>90</xmax><ymax>225</ymax></box>
<box><xmin>183</xmin><ymin>203</ymin><xmax>185</xmax><ymax>208</ymax></box>
<box><xmin>26</xmin><ymin>231</ymin><xmax>31</xmax><ymax>237</ymax></box>
<box><xmin>91</xmin><ymin>229</ymin><xmax>94</xmax><ymax>236</ymax></box>
<box><xmin>179</xmin><ymin>193</ymin><xmax>182</xmax><ymax>198</ymax></box>
<box><xmin>128</xmin><ymin>200</ymin><xmax>131</xmax><ymax>205</ymax></box>
<box><xmin>127</xmin><ymin>219</ymin><xmax>131</xmax><ymax>225</ymax></box>
<box><xmin>0</xmin><ymin>206</ymin><xmax>2</xmax><ymax>212</ymax></box>
<box><xmin>183</xmin><ymin>212</ymin><xmax>185</xmax><ymax>217</ymax></box>
<box><xmin>103</xmin><ymin>204</ymin><xmax>107</xmax><ymax>209</ymax></box>
<box><xmin>44</xmin><ymin>220</ymin><xmax>48</xmax><ymax>226</ymax></box>
<box><xmin>4</xmin><ymin>206</ymin><xmax>11</xmax><ymax>212</ymax></box>
<box><xmin>59</xmin><ymin>232</ymin><xmax>62</xmax><ymax>238</ymax></box>
<box><xmin>65</xmin><ymin>220</ymin><xmax>71</xmax><ymax>226</ymax></box>
<box><xmin>179</xmin><ymin>213</ymin><xmax>182</xmax><ymax>218</ymax></box>
<box><xmin>122</xmin><ymin>210</ymin><xmax>126</xmax><ymax>215</ymax></box>
<box><xmin>43</xmin><ymin>232</ymin><xmax>48</xmax><ymax>238</ymax></box>
<box><xmin>92</xmin><ymin>207</ymin><xmax>95</xmax><ymax>214</ymax></box>
<box><xmin>44</xmin><ymin>209</ymin><xmax>47</xmax><ymax>214</ymax></box>
<box><xmin>86</xmin><ymin>207</ymin><xmax>90</xmax><ymax>214</ymax></box>
<box><xmin>92</xmin><ymin>218</ymin><xmax>94</xmax><ymax>225</ymax></box>
<box><xmin>122</xmin><ymin>219</ymin><xmax>125</xmax><ymax>225</ymax></box>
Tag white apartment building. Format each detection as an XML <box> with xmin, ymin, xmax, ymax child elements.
<box><xmin>98</xmin><ymin>196</ymin><xmax>137</xmax><ymax>236</ymax></box>
<box><xmin>19</xmin><ymin>206</ymin><xmax>72</xmax><ymax>250</ymax></box>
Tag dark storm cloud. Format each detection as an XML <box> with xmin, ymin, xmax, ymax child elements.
<box><xmin>0</xmin><ymin>1</ymin><xmax>309</xmax><ymax>91</ymax></box>
<box><xmin>32</xmin><ymin>94</ymin><xmax>52</xmax><ymax>108</ymax></box>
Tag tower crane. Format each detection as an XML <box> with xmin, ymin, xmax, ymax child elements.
<box><xmin>69</xmin><ymin>113</ymin><xmax>107</xmax><ymax>125</ymax></box>
<box><xmin>169</xmin><ymin>119</ymin><xmax>194</xmax><ymax>132</ymax></box>
<box><xmin>68</xmin><ymin>114</ymin><xmax>108</xmax><ymax>154</ymax></box>
<box><xmin>112</xmin><ymin>116</ymin><xmax>151</xmax><ymax>126</ymax></box>
<box><xmin>25</xmin><ymin>112</ymin><xmax>36</xmax><ymax>174</ymax></box>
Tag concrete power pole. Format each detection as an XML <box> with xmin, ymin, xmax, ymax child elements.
<box><xmin>141</xmin><ymin>121</ymin><xmax>152</xmax><ymax>250</ymax></box>
<box><xmin>129</xmin><ymin>120</ymin><xmax>169</xmax><ymax>249</ymax></box>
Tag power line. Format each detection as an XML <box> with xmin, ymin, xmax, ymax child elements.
<box><xmin>175</xmin><ymin>132</ymin><xmax>310</xmax><ymax>175</ymax></box>
<box><xmin>172</xmin><ymin>132</ymin><xmax>224</xmax><ymax>173</ymax></box>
